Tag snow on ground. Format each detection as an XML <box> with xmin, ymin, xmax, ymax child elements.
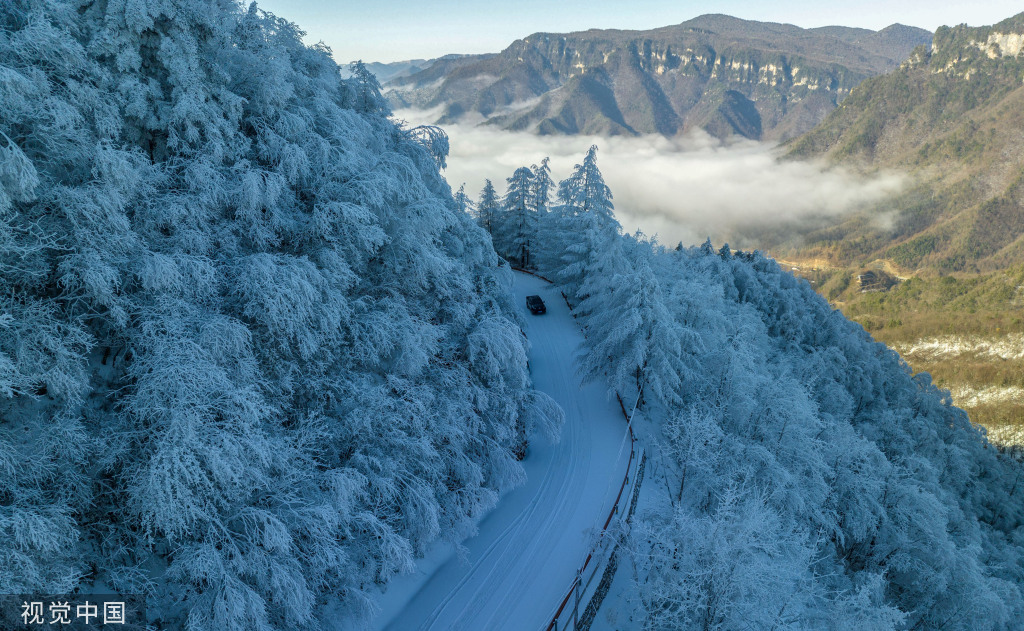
<box><xmin>892</xmin><ymin>332</ymin><xmax>1024</xmax><ymax>414</ymax></box>
<box><xmin>987</xmin><ymin>424</ymin><xmax>1024</xmax><ymax>445</ymax></box>
<box><xmin>949</xmin><ymin>384</ymin><xmax>1024</xmax><ymax>407</ymax></box>
<box><xmin>588</xmin><ymin>410</ymin><xmax>680</xmax><ymax>631</ymax></box>
<box><xmin>369</xmin><ymin>271</ymin><xmax>631</xmax><ymax>631</ymax></box>
<box><xmin>893</xmin><ymin>333</ymin><xmax>1024</xmax><ymax>361</ymax></box>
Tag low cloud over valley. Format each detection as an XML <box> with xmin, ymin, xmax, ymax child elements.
<box><xmin>396</xmin><ymin>109</ymin><xmax>905</xmax><ymax>250</ymax></box>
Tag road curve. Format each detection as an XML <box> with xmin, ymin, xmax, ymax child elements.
<box><xmin>372</xmin><ymin>271</ymin><xmax>630</xmax><ymax>631</ymax></box>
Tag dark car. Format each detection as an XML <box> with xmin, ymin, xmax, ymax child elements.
<box><xmin>526</xmin><ymin>295</ymin><xmax>546</xmax><ymax>314</ymax></box>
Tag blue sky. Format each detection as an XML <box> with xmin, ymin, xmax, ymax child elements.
<box><xmin>254</xmin><ymin>1</ymin><xmax>1024</xmax><ymax>63</ymax></box>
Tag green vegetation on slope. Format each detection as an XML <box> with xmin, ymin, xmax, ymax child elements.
<box><xmin>799</xmin><ymin>265</ymin><xmax>1024</xmax><ymax>439</ymax></box>
<box><xmin>781</xmin><ymin>12</ymin><xmax>1024</xmax><ymax>441</ymax></box>
<box><xmin>786</xmin><ymin>13</ymin><xmax>1024</xmax><ymax>274</ymax></box>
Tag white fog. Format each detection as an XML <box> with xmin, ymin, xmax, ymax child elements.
<box><xmin>395</xmin><ymin>108</ymin><xmax>906</xmax><ymax>249</ymax></box>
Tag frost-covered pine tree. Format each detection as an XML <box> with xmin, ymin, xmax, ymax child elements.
<box><xmin>454</xmin><ymin>183</ymin><xmax>474</xmax><ymax>216</ymax></box>
<box><xmin>577</xmin><ymin>254</ymin><xmax>687</xmax><ymax>406</ymax></box>
<box><xmin>349</xmin><ymin>59</ymin><xmax>390</xmax><ymax>114</ymax></box>
<box><xmin>497</xmin><ymin>166</ymin><xmax>536</xmax><ymax>268</ymax></box>
<box><xmin>476</xmin><ymin>179</ymin><xmax>500</xmax><ymax>237</ymax></box>
<box><xmin>547</xmin><ymin>145</ymin><xmax>619</xmax><ymax>303</ymax></box>
<box><xmin>557</xmin><ymin>145</ymin><xmax>616</xmax><ymax>226</ymax></box>
<box><xmin>529</xmin><ymin>157</ymin><xmax>557</xmax><ymax>272</ymax></box>
<box><xmin>531</xmin><ymin>157</ymin><xmax>553</xmax><ymax>215</ymax></box>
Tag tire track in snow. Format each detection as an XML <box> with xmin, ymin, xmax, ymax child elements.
<box><xmin>417</xmin><ymin>413</ymin><xmax>572</xmax><ymax>629</ymax></box>
<box><xmin>378</xmin><ymin>272</ymin><xmax>626</xmax><ymax>631</ymax></box>
<box><xmin>421</xmin><ymin>278</ymin><xmax>588</xmax><ymax>629</ymax></box>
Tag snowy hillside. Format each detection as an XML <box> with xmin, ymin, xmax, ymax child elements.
<box><xmin>477</xmin><ymin>147</ymin><xmax>1024</xmax><ymax>630</ymax></box>
<box><xmin>374</xmin><ymin>272</ymin><xmax>628</xmax><ymax>631</ymax></box>
<box><xmin>0</xmin><ymin>2</ymin><xmax>557</xmax><ymax>629</ymax></box>
<box><xmin>4</xmin><ymin>2</ymin><xmax>1024</xmax><ymax>631</ymax></box>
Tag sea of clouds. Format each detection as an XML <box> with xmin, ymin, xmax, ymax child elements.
<box><xmin>394</xmin><ymin>108</ymin><xmax>906</xmax><ymax>250</ymax></box>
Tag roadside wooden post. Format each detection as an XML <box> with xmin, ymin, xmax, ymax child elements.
<box><xmin>573</xmin><ymin>568</ymin><xmax>582</xmax><ymax>629</ymax></box>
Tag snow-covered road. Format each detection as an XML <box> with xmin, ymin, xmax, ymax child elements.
<box><xmin>371</xmin><ymin>271</ymin><xmax>630</xmax><ymax>631</ymax></box>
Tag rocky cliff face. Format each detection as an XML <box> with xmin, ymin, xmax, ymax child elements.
<box><xmin>787</xmin><ymin>12</ymin><xmax>1024</xmax><ymax>274</ymax></box>
<box><xmin>928</xmin><ymin>13</ymin><xmax>1024</xmax><ymax>73</ymax></box>
<box><xmin>386</xmin><ymin>15</ymin><xmax>930</xmax><ymax>140</ymax></box>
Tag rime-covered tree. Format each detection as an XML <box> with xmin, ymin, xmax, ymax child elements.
<box><xmin>577</xmin><ymin>253</ymin><xmax>691</xmax><ymax>406</ymax></box>
<box><xmin>349</xmin><ymin>59</ymin><xmax>390</xmax><ymax>114</ymax></box>
<box><xmin>476</xmin><ymin>178</ymin><xmax>500</xmax><ymax>237</ymax></box>
<box><xmin>454</xmin><ymin>183</ymin><xmax>473</xmax><ymax>216</ymax></box>
<box><xmin>531</xmin><ymin>157</ymin><xmax>553</xmax><ymax>215</ymax></box>
<box><xmin>557</xmin><ymin>145</ymin><xmax>615</xmax><ymax>227</ymax></box>
<box><xmin>497</xmin><ymin>166</ymin><xmax>536</xmax><ymax>268</ymax></box>
<box><xmin>529</xmin><ymin>157</ymin><xmax>557</xmax><ymax>271</ymax></box>
<box><xmin>0</xmin><ymin>2</ymin><xmax>550</xmax><ymax>629</ymax></box>
<box><xmin>546</xmin><ymin>145</ymin><xmax>619</xmax><ymax>303</ymax></box>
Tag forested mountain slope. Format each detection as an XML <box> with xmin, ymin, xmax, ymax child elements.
<box><xmin>788</xmin><ymin>12</ymin><xmax>1024</xmax><ymax>273</ymax></box>
<box><xmin>0</xmin><ymin>2</ymin><xmax>557</xmax><ymax>629</ymax></box>
<box><xmin>479</xmin><ymin>146</ymin><xmax>1024</xmax><ymax>630</ymax></box>
<box><xmin>386</xmin><ymin>15</ymin><xmax>930</xmax><ymax>140</ymax></box>
<box><xmin>780</xmin><ymin>12</ymin><xmax>1024</xmax><ymax>439</ymax></box>
<box><xmin>6</xmin><ymin>1</ymin><xmax>1023</xmax><ymax>629</ymax></box>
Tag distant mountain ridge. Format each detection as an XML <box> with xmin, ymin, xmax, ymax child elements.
<box><xmin>787</xmin><ymin>12</ymin><xmax>1024</xmax><ymax>273</ymax></box>
<box><xmin>362</xmin><ymin>54</ymin><xmax>467</xmax><ymax>83</ymax></box>
<box><xmin>385</xmin><ymin>15</ymin><xmax>931</xmax><ymax>140</ymax></box>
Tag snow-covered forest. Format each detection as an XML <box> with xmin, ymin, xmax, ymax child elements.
<box><xmin>479</xmin><ymin>147</ymin><xmax>1024</xmax><ymax>629</ymax></box>
<box><xmin>3</xmin><ymin>1</ymin><xmax>1024</xmax><ymax>630</ymax></box>
<box><xmin>0</xmin><ymin>1</ymin><xmax>565</xmax><ymax>629</ymax></box>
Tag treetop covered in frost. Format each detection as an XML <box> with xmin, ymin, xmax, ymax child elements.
<box><xmin>0</xmin><ymin>1</ymin><xmax>557</xmax><ymax>628</ymax></box>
